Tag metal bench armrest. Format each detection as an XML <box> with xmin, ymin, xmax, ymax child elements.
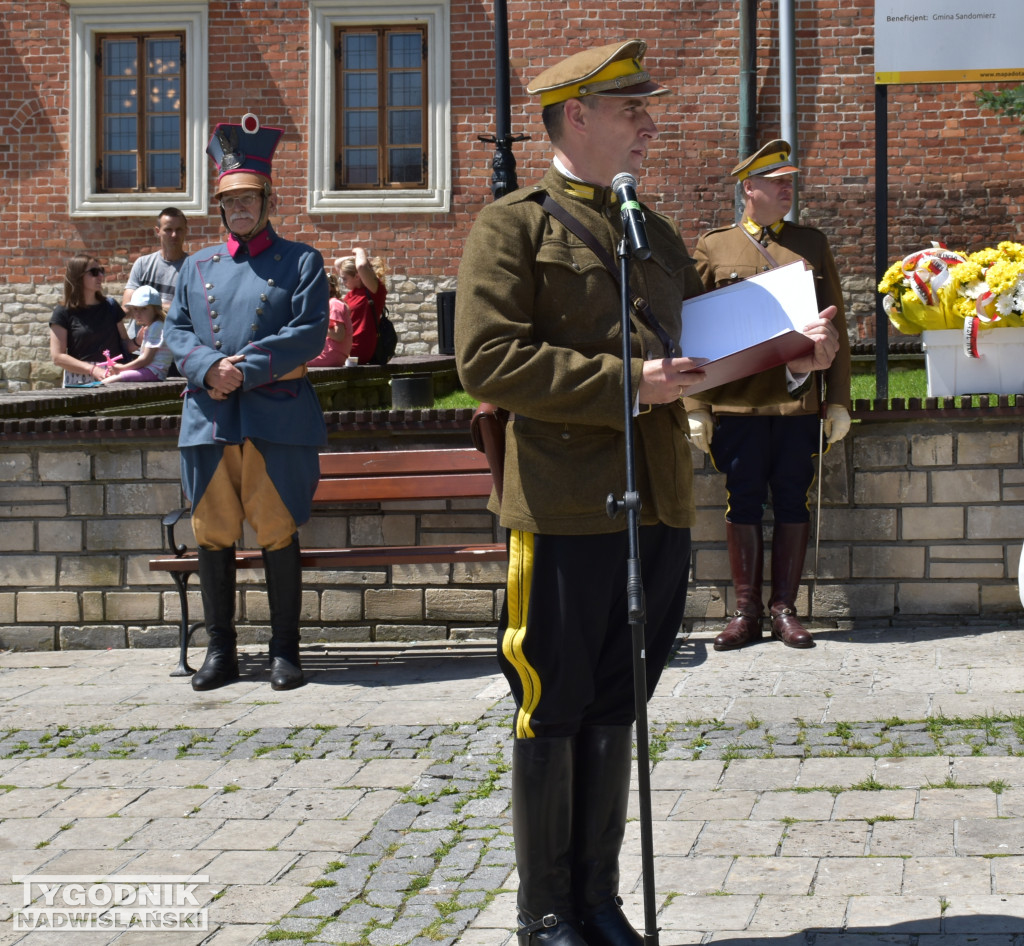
<box><xmin>161</xmin><ymin>507</ymin><xmax>192</xmax><ymax>558</ymax></box>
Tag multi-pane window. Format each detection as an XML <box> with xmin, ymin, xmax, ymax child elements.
<box><xmin>96</xmin><ymin>33</ymin><xmax>185</xmax><ymax>192</ymax></box>
<box><xmin>335</xmin><ymin>27</ymin><xmax>427</xmax><ymax>189</ymax></box>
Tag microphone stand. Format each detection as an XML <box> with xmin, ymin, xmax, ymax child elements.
<box><xmin>606</xmin><ymin>236</ymin><xmax>660</xmax><ymax>946</ymax></box>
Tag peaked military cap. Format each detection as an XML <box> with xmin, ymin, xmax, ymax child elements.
<box><xmin>207</xmin><ymin>113</ymin><xmax>283</xmax><ymax>198</ymax></box>
<box><xmin>526</xmin><ymin>39</ymin><xmax>670</xmax><ymax>107</ymax></box>
<box><xmin>732</xmin><ymin>139</ymin><xmax>800</xmax><ymax>181</ymax></box>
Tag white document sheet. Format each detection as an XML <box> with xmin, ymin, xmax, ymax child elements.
<box><xmin>680</xmin><ymin>260</ymin><xmax>818</xmax><ymax>361</ymax></box>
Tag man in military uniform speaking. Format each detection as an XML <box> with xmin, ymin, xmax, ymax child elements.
<box><xmin>456</xmin><ymin>43</ymin><xmax>840</xmax><ymax>946</ymax></box>
<box><xmin>686</xmin><ymin>140</ymin><xmax>852</xmax><ymax>652</ymax></box>
<box><xmin>164</xmin><ymin>115</ymin><xmax>329</xmax><ymax>692</ymax></box>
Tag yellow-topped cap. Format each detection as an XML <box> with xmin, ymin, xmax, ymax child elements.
<box><xmin>732</xmin><ymin>139</ymin><xmax>800</xmax><ymax>181</ymax></box>
<box><xmin>527</xmin><ymin>40</ymin><xmax>670</xmax><ymax>107</ymax></box>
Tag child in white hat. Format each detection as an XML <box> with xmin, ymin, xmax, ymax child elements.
<box><xmin>102</xmin><ymin>285</ymin><xmax>174</xmax><ymax>382</ymax></box>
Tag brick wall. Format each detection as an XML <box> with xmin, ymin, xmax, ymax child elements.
<box><xmin>3</xmin><ymin>0</ymin><xmax>1023</xmax><ymax>383</ymax></box>
<box><xmin>1</xmin><ymin>418</ymin><xmax>1020</xmax><ymax>655</ymax></box>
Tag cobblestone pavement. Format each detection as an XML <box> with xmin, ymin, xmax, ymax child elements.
<box><xmin>3</xmin><ymin>625</ymin><xmax>1024</xmax><ymax>944</ymax></box>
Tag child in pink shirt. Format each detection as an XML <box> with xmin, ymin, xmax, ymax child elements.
<box><xmin>308</xmin><ymin>272</ymin><xmax>353</xmax><ymax>366</ymax></box>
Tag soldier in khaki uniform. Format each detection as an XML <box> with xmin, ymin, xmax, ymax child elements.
<box><xmin>456</xmin><ymin>44</ymin><xmax>840</xmax><ymax>946</ymax></box>
<box><xmin>686</xmin><ymin>140</ymin><xmax>852</xmax><ymax>652</ymax></box>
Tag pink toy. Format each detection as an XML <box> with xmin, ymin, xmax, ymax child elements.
<box><xmin>98</xmin><ymin>349</ymin><xmax>123</xmax><ymax>377</ymax></box>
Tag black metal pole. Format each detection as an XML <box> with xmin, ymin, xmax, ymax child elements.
<box><xmin>737</xmin><ymin>0</ymin><xmax>757</xmax><ymax>223</ymax></box>
<box><xmin>494</xmin><ymin>0</ymin><xmax>510</xmax><ymax>136</ymax></box>
<box><xmin>874</xmin><ymin>83</ymin><xmax>889</xmax><ymax>400</ymax></box>
<box><xmin>739</xmin><ymin>0</ymin><xmax>757</xmax><ymax>159</ymax></box>
<box><xmin>607</xmin><ymin>239</ymin><xmax>659</xmax><ymax>946</ymax></box>
<box><xmin>478</xmin><ymin>0</ymin><xmax>529</xmax><ymax>200</ymax></box>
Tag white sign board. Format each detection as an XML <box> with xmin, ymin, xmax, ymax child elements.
<box><xmin>875</xmin><ymin>0</ymin><xmax>1024</xmax><ymax>84</ymax></box>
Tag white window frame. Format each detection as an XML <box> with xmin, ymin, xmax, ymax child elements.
<box><xmin>308</xmin><ymin>0</ymin><xmax>451</xmax><ymax>214</ymax></box>
<box><xmin>67</xmin><ymin>0</ymin><xmax>209</xmax><ymax>217</ymax></box>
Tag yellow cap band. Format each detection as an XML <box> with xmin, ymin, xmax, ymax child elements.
<box><xmin>736</xmin><ymin>150</ymin><xmax>791</xmax><ymax>181</ymax></box>
<box><xmin>539</xmin><ymin>58</ymin><xmax>646</xmax><ymax>106</ymax></box>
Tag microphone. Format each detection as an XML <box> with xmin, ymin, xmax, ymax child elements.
<box><xmin>611</xmin><ymin>172</ymin><xmax>651</xmax><ymax>261</ymax></box>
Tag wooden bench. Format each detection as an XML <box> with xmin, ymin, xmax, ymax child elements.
<box><xmin>149</xmin><ymin>447</ymin><xmax>506</xmax><ymax>676</ymax></box>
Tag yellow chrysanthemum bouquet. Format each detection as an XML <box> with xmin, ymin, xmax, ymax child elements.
<box><xmin>879</xmin><ymin>241</ymin><xmax>1024</xmax><ymax>345</ymax></box>
<box><xmin>946</xmin><ymin>242</ymin><xmax>1024</xmax><ymax>329</ymax></box>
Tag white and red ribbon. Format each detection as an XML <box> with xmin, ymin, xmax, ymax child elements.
<box><xmin>900</xmin><ymin>243</ymin><xmax>966</xmax><ymax>307</ymax></box>
<box><xmin>963</xmin><ymin>316</ymin><xmax>981</xmax><ymax>358</ymax></box>
<box><xmin>974</xmin><ymin>290</ymin><xmax>1001</xmax><ymax>323</ymax></box>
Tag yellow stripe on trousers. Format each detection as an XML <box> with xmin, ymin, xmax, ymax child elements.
<box><xmin>501</xmin><ymin>529</ymin><xmax>540</xmax><ymax>739</ymax></box>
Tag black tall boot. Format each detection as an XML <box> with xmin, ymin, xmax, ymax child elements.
<box><xmin>191</xmin><ymin>547</ymin><xmax>239</xmax><ymax>691</ymax></box>
<box><xmin>713</xmin><ymin>522</ymin><xmax>764</xmax><ymax>651</ymax></box>
<box><xmin>768</xmin><ymin>521</ymin><xmax>814</xmax><ymax>648</ymax></box>
<box><xmin>262</xmin><ymin>535</ymin><xmax>305</xmax><ymax>690</ymax></box>
<box><xmin>572</xmin><ymin>726</ymin><xmax>640</xmax><ymax>946</ymax></box>
<box><xmin>512</xmin><ymin>737</ymin><xmax>589</xmax><ymax>946</ymax></box>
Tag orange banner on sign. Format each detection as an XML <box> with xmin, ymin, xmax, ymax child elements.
<box><xmin>877</xmin><ymin>67</ymin><xmax>1024</xmax><ymax>85</ymax></box>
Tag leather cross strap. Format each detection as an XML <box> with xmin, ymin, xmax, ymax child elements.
<box><xmin>539</xmin><ymin>194</ymin><xmax>679</xmax><ymax>357</ymax></box>
<box><xmin>741</xmin><ymin>225</ymin><xmax>781</xmax><ymax>270</ymax></box>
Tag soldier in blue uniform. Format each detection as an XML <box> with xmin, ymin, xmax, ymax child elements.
<box><xmin>164</xmin><ymin>114</ymin><xmax>329</xmax><ymax>692</ymax></box>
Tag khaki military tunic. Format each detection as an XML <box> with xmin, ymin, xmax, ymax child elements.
<box><xmin>454</xmin><ymin>166</ymin><xmax>799</xmax><ymax>535</ymax></box>
<box><xmin>685</xmin><ymin>221</ymin><xmax>851</xmax><ymax>416</ymax></box>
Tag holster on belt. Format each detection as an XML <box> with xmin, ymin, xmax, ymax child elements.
<box><xmin>470</xmin><ymin>403</ymin><xmax>510</xmax><ymax>504</ymax></box>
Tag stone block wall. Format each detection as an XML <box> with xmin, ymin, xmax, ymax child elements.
<box><xmin>688</xmin><ymin>419</ymin><xmax>1024</xmax><ymax>627</ymax></box>
<box><xmin>1</xmin><ymin>415</ymin><xmax>1021</xmax><ymax>656</ymax></box>
<box><xmin>0</xmin><ymin>435</ymin><xmax>506</xmax><ymax>654</ymax></box>
<box><xmin>0</xmin><ymin>275</ymin><xmax>457</xmax><ymax>392</ymax></box>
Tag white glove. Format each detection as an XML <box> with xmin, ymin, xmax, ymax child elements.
<box><xmin>823</xmin><ymin>404</ymin><xmax>851</xmax><ymax>444</ymax></box>
<box><xmin>687</xmin><ymin>409</ymin><xmax>713</xmax><ymax>454</ymax></box>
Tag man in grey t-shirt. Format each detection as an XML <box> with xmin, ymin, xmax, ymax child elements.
<box><xmin>124</xmin><ymin>207</ymin><xmax>189</xmax><ymax>310</ymax></box>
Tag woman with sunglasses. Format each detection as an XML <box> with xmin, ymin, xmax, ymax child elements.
<box><xmin>49</xmin><ymin>254</ymin><xmax>136</xmax><ymax>386</ymax></box>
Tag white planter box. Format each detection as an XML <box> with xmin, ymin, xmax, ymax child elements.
<box><xmin>922</xmin><ymin>327</ymin><xmax>1024</xmax><ymax>396</ymax></box>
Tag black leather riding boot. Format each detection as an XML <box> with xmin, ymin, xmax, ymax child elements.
<box><xmin>513</xmin><ymin>736</ymin><xmax>589</xmax><ymax>946</ymax></box>
<box><xmin>769</xmin><ymin>521</ymin><xmax>814</xmax><ymax>648</ymax></box>
<box><xmin>572</xmin><ymin>726</ymin><xmax>641</xmax><ymax>946</ymax></box>
<box><xmin>262</xmin><ymin>535</ymin><xmax>305</xmax><ymax>690</ymax></box>
<box><xmin>191</xmin><ymin>547</ymin><xmax>239</xmax><ymax>691</ymax></box>
<box><xmin>714</xmin><ymin>522</ymin><xmax>764</xmax><ymax>651</ymax></box>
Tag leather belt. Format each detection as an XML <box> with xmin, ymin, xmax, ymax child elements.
<box><xmin>277</xmin><ymin>365</ymin><xmax>308</xmax><ymax>381</ymax></box>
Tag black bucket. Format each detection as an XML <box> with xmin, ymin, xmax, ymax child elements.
<box><xmin>391</xmin><ymin>374</ymin><xmax>434</xmax><ymax>409</ymax></box>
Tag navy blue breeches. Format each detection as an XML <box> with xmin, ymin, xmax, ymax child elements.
<box><xmin>709</xmin><ymin>414</ymin><xmax>821</xmax><ymax>525</ymax></box>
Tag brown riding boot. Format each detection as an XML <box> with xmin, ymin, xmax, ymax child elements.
<box><xmin>768</xmin><ymin>521</ymin><xmax>815</xmax><ymax>648</ymax></box>
<box><xmin>713</xmin><ymin>522</ymin><xmax>764</xmax><ymax>651</ymax></box>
